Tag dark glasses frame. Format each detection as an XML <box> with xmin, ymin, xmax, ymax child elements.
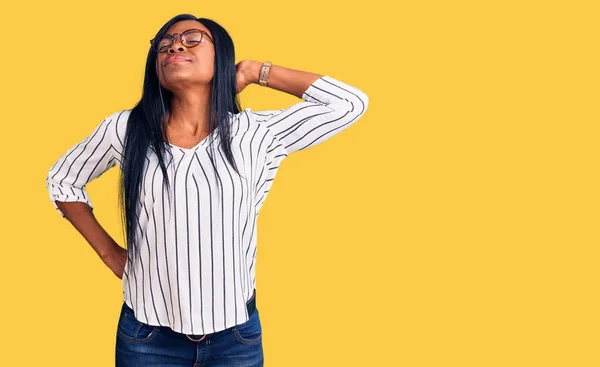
<box><xmin>149</xmin><ymin>29</ymin><xmax>214</xmax><ymax>53</ymax></box>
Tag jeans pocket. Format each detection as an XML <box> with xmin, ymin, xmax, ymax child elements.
<box><xmin>117</xmin><ymin>302</ymin><xmax>160</xmax><ymax>343</ymax></box>
<box><xmin>232</xmin><ymin>309</ymin><xmax>262</xmax><ymax>344</ymax></box>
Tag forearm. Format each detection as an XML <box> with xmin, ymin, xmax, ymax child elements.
<box><xmin>55</xmin><ymin>201</ymin><xmax>122</xmax><ymax>259</ymax></box>
<box><xmin>244</xmin><ymin>60</ymin><xmax>323</xmax><ymax>99</ymax></box>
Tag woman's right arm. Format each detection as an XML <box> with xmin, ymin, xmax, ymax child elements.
<box><xmin>56</xmin><ymin>201</ymin><xmax>127</xmax><ymax>279</ymax></box>
<box><xmin>46</xmin><ymin>110</ymin><xmax>129</xmax><ymax>278</ymax></box>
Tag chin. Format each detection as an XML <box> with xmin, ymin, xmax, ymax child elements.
<box><xmin>163</xmin><ymin>76</ymin><xmax>211</xmax><ymax>90</ymax></box>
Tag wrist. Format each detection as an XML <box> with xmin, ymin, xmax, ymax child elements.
<box><xmin>244</xmin><ymin>60</ymin><xmax>263</xmax><ymax>85</ymax></box>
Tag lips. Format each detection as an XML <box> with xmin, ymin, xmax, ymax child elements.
<box><xmin>164</xmin><ymin>55</ymin><xmax>191</xmax><ymax>66</ymax></box>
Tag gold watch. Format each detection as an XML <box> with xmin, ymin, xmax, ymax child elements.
<box><xmin>258</xmin><ymin>61</ymin><xmax>272</xmax><ymax>87</ymax></box>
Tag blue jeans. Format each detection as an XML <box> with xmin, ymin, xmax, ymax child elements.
<box><xmin>115</xmin><ymin>300</ymin><xmax>264</xmax><ymax>366</ymax></box>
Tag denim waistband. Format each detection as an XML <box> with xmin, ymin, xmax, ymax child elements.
<box><xmin>123</xmin><ymin>288</ymin><xmax>257</xmax><ymax>338</ymax></box>
<box><xmin>184</xmin><ymin>288</ymin><xmax>257</xmax><ymax>338</ymax></box>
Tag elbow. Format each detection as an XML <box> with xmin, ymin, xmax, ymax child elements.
<box><xmin>342</xmin><ymin>89</ymin><xmax>369</xmax><ymax>122</ymax></box>
<box><xmin>356</xmin><ymin>90</ymin><xmax>369</xmax><ymax>115</ymax></box>
<box><xmin>46</xmin><ymin>176</ymin><xmax>91</xmax><ymax>218</ymax></box>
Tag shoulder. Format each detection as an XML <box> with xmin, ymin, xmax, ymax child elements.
<box><xmin>94</xmin><ymin>110</ymin><xmax>131</xmax><ymax>152</ymax></box>
<box><xmin>231</xmin><ymin>108</ymin><xmax>286</xmax><ymax>156</ymax></box>
<box><xmin>237</xmin><ymin>107</ymin><xmax>283</xmax><ymax>123</ymax></box>
<box><xmin>102</xmin><ymin>109</ymin><xmax>131</xmax><ymax>150</ymax></box>
<box><xmin>229</xmin><ymin>108</ymin><xmax>274</xmax><ymax>137</ymax></box>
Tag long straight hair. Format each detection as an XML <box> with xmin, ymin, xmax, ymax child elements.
<box><xmin>118</xmin><ymin>14</ymin><xmax>243</xmax><ymax>270</ymax></box>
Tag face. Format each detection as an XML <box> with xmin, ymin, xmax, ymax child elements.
<box><xmin>155</xmin><ymin>20</ymin><xmax>215</xmax><ymax>93</ymax></box>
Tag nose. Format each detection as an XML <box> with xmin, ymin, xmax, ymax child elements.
<box><xmin>168</xmin><ymin>44</ymin><xmax>185</xmax><ymax>53</ymax></box>
<box><xmin>167</xmin><ymin>35</ymin><xmax>186</xmax><ymax>53</ymax></box>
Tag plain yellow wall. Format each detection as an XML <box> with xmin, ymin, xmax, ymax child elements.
<box><xmin>1</xmin><ymin>0</ymin><xmax>598</xmax><ymax>366</ymax></box>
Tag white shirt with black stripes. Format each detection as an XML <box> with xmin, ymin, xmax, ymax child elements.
<box><xmin>46</xmin><ymin>75</ymin><xmax>369</xmax><ymax>335</ymax></box>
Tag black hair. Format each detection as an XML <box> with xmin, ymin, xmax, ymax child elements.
<box><xmin>118</xmin><ymin>14</ymin><xmax>243</xmax><ymax>269</ymax></box>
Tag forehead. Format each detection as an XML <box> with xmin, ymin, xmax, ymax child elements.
<box><xmin>165</xmin><ymin>20</ymin><xmax>210</xmax><ymax>37</ymax></box>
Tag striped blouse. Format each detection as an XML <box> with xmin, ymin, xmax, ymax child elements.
<box><xmin>45</xmin><ymin>75</ymin><xmax>369</xmax><ymax>335</ymax></box>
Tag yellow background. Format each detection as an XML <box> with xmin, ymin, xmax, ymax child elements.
<box><xmin>1</xmin><ymin>0</ymin><xmax>598</xmax><ymax>366</ymax></box>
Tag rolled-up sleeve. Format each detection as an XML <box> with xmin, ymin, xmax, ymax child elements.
<box><xmin>45</xmin><ymin>110</ymin><xmax>126</xmax><ymax>218</ymax></box>
<box><xmin>249</xmin><ymin>75</ymin><xmax>369</xmax><ymax>155</ymax></box>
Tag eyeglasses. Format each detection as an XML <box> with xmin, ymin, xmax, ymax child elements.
<box><xmin>149</xmin><ymin>29</ymin><xmax>213</xmax><ymax>53</ymax></box>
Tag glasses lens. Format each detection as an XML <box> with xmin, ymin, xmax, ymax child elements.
<box><xmin>156</xmin><ymin>35</ymin><xmax>173</xmax><ymax>52</ymax></box>
<box><xmin>182</xmin><ymin>30</ymin><xmax>203</xmax><ymax>46</ymax></box>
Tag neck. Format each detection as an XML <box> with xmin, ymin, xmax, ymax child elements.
<box><xmin>167</xmin><ymin>84</ymin><xmax>212</xmax><ymax>133</ymax></box>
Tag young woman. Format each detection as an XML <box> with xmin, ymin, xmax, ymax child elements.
<box><xmin>46</xmin><ymin>13</ymin><xmax>368</xmax><ymax>366</ymax></box>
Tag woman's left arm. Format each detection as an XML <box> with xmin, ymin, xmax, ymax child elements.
<box><xmin>237</xmin><ymin>60</ymin><xmax>369</xmax><ymax>155</ymax></box>
<box><xmin>239</xmin><ymin>60</ymin><xmax>323</xmax><ymax>98</ymax></box>
<box><xmin>237</xmin><ymin>61</ymin><xmax>369</xmax><ymax>211</ymax></box>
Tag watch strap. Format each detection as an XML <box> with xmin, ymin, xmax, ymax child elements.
<box><xmin>258</xmin><ymin>61</ymin><xmax>272</xmax><ymax>87</ymax></box>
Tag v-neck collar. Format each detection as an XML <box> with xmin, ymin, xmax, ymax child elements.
<box><xmin>168</xmin><ymin>125</ymin><xmax>221</xmax><ymax>154</ymax></box>
<box><xmin>163</xmin><ymin>111</ymin><xmax>238</xmax><ymax>154</ymax></box>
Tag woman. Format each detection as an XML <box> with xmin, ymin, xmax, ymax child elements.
<box><xmin>46</xmin><ymin>13</ymin><xmax>368</xmax><ymax>366</ymax></box>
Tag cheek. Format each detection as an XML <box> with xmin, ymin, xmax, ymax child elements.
<box><xmin>194</xmin><ymin>48</ymin><xmax>214</xmax><ymax>66</ymax></box>
<box><xmin>197</xmin><ymin>54</ymin><xmax>214</xmax><ymax>69</ymax></box>
<box><xmin>193</xmin><ymin>58</ymin><xmax>214</xmax><ymax>78</ymax></box>
<box><xmin>201</xmin><ymin>61</ymin><xmax>214</xmax><ymax>74</ymax></box>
